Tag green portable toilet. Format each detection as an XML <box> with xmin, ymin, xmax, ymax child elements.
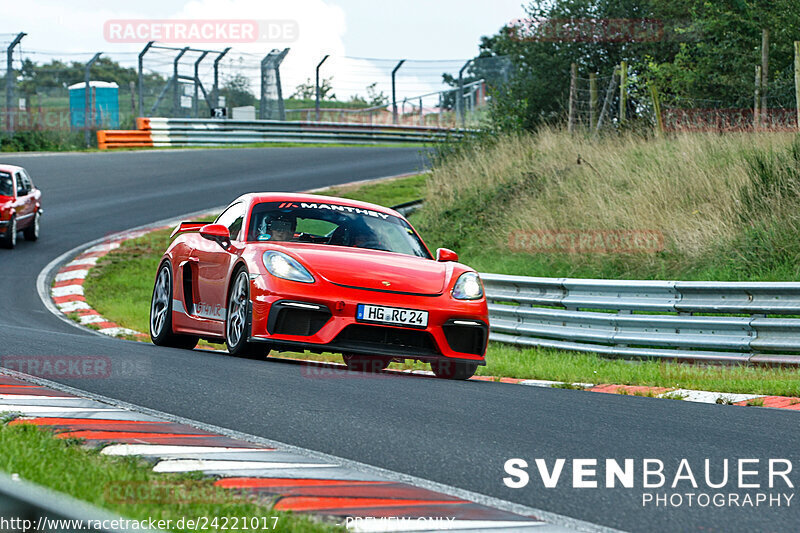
<box><xmin>69</xmin><ymin>81</ymin><xmax>119</xmax><ymax>129</ymax></box>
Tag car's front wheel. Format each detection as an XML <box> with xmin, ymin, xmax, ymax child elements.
<box><xmin>1</xmin><ymin>217</ymin><xmax>16</xmax><ymax>249</ymax></box>
<box><xmin>150</xmin><ymin>261</ymin><xmax>198</xmax><ymax>349</ymax></box>
<box><xmin>342</xmin><ymin>354</ymin><xmax>391</xmax><ymax>372</ymax></box>
<box><xmin>226</xmin><ymin>267</ymin><xmax>265</xmax><ymax>359</ymax></box>
<box><xmin>23</xmin><ymin>210</ymin><xmax>40</xmax><ymax>242</ymax></box>
<box><xmin>431</xmin><ymin>359</ymin><xmax>478</xmax><ymax>380</ymax></box>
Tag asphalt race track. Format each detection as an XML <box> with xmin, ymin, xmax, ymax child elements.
<box><xmin>1</xmin><ymin>147</ymin><xmax>798</xmax><ymax>533</ymax></box>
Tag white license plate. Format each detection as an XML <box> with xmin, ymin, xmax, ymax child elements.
<box><xmin>357</xmin><ymin>304</ymin><xmax>428</xmax><ymax>328</ymax></box>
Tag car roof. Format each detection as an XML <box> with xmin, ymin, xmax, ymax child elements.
<box><xmin>0</xmin><ymin>164</ymin><xmax>24</xmax><ymax>174</ymax></box>
<box><xmin>236</xmin><ymin>192</ymin><xmax>403</xmax><ymax>218</ymax></box>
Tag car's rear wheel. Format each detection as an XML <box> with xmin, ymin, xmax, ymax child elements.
<box><xmin>150</xmin><ymin>261</ymin><xmax>198</xmax><ymax>349</ymax></box>
<box><xmin>23</xmin><ymin>210</ymin><xmax>39</xmax><ymax>242</ymax></box>
<box><xmin>1</xmin><ymin>217</ymin><xmax>16</xmax><ymax>249</ymax></box>
<box><xmin>431</xmin><ymin>359</ymin><xmax>478</xmax><ymax>380</ymax></box>
<box><xmin>342</xmin><ymin>354</ymin><xmax>391</xmax><ymax>372</ymax></box>
<box><xmin>226</xmin><ymin>267</ymin><xmax>265</xmax><ymax>359</ymax></box>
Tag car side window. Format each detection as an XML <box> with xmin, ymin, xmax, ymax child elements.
<box><xmin>15</xmin><ymin>173</ymin><xmax>28</xmax><ymax>196</ymax></box>
<box><xmin>21</xmin><ymin>170</ymin><xmax>33</xmax><ymax>191</ymax></box>
<box><xmin>215</xmin><ymin>203</ymin><xmax>246</xmax><ymax>240</ymax></box>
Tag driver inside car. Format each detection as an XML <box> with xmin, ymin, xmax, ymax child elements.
<box><xmin>349</xmin><ymin>222</ymin><xmax>380</xmax><ymax>249</ymax></box>
<box><xmin>256</xmin><ymin>213</ymin><xmax>296</xmax><ymax>242</ymax></box>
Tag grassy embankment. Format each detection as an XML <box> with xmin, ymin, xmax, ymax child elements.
<box><xmin>82</xmin><ymin>136</ymin><xmax>800</xmax><ymax>396</ymax></box>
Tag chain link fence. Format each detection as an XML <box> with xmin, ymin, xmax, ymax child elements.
<box><xmin>566</xmin><ymin>62</ymin><xmax>800</xmax><ymax>135</ymax></box>
<box><xmin>1</xmin><ymin>33</ymin><xmax>511</xmax><ymax>147</ymax></box>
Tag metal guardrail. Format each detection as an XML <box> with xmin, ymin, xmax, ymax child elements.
<box><xmin>97</xmin><ymin>118</ymin><xmax>465</xmax><ymax>149</ymax></box>
<box><xmin>0</xmin><ymin>471</ymin><xmax>161</xmax><ymax>532</ymax></box>
<box><xmin>480</xmin><ymin>273</ymin><xmax>800</xmax><ymax>365</ymax></box>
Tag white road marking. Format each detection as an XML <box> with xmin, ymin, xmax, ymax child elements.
<box><xmin>665</xmin><ymin>389</ymin><xmax>764</xmax><ymax>404</ymax></box>
<box><xmin>102</xmin><ymin>444</ymin><xmax>274</xmax><ymax>456</ymax></box>
<box><xmin>52</xmin><ymin>285</ymin><xmax>85</xmax><ymax>297</ymax></box>
<box><xmin>346</xmin><ymin>520</ymin><xmax>549</xmax><ymax>532</ymax></box>
<box><xmin>66</xmin><ymin>257</ymin><xmax>99</xmax><ymax>268</ymax></box>
<box><xmin>55</xmin><ymin>270</ymin><xmax>89</xmax><ymax>282</ymax></box>
<box><xmin>57</xmin><ymin>301</ymin><xmax>91</xmax><ymax>313</ymax></box>
<box><xmin>153</xmin><ymin>459</ymin><xmax>338</xmax><ymax>473</ymax></box>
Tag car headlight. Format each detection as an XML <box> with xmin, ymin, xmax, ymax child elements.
<box><xmin>452</xmin><ymin>272</ymin><xmax>483</xmax><ymax>300</ymax></box>
<box><xmin>262</xmin><ymin>251</ymin><xmax>315</xmax><ymax>283</ymax></box>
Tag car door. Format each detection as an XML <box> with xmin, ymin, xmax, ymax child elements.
<box><xmin>193</xmin><ymin>202</ymin><xmax>246</xmax><ymax>321</ymax></box>
<box><xmin>14</xmin><ymin>171</ymin><xmax>34</xmax><ymax>228</ymax></box>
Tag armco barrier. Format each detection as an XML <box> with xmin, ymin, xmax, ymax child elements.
<box><xmin>481</xmin><ymin>273</ymin><xmax>800</xmax><ymax>365</ymax></box>
<box><xmin>97</xmin><ymin>117</ymin><xmax>464</xmax><ymax>149</ymax></box>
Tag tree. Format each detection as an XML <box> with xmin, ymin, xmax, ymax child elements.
<box><xmin>219</xmin><ymin>73</ymin><xmax>256</xmax><ymax>108</ymax></box>
<box><xmin>349</xmin><ymin>82</ymin><xmax>388</xmax><ymax>107</ymax></box>
<box><xmin>470</xmin><ymin>0</ymin><xmax>800</xmax><ymax>131</ymax></box>
<box><xmin>291</xmin><ymin>77</ymin><xmax>336</xmax><ymax>101</ymax></box>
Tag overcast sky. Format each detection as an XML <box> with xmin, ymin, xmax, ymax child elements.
<box><xmin>0</xmin><ymin>0</ymin><xmax>529</xmax><ymax>102</ymax></box>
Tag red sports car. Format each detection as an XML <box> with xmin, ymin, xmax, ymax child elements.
<box><xmin>150</xmin><ymin>193</ymin><xmax>488</xmax><ymax>379</ymax></box>
<box><xmin>0</xmin><ymin>164</ymin><xmax>42</xmax><ymax>249</ymax></box>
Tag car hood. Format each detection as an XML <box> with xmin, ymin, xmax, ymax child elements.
<box><xmin>271</xmin><ymin>243</ymin><xmax>449</xmax><ymax>295</ymax></box>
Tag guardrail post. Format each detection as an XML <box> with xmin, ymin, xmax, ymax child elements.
<box><xmin>5</xmin><ymin>32</ymin><xmax>25</xmax><ymax>133</ymax></box>
<box><xmin>391</xmin><ymin>59</ymin><xmax>405</xmax><ymax>125</ymax></box>
<box><xmin>84</xmin><ymin>52</ymin><xmax>101</xmax><ymax>148</ymax></box>
<box><xmin>315</xmin><ymin>55</ymin><xmax>330</xmax><ymax>122</ymax></box>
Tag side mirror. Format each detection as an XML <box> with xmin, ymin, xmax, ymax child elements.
<box><xmin>436</xmin><ymin>248</ymin><xmax>459</xmax><ymax>262</ymax></box>
<box><xmin>200</xmin><ymin>224</ymin><xmax>231</xmax><ymax>249</ymax></box>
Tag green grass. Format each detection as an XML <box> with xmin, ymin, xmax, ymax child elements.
<box><xmin>0</xmin><ymin>421</ymin><xmax>337</xmax><ymax>532</ymax></box>
<box><xmin>478</xmin><ymin>344</ymin><xmax>800</xmax><ymax>396</ymax></box>
<box><xmin>320</xmin><ymin>173</ymin><xmax>426</xmax><ymax>207</ymax></box>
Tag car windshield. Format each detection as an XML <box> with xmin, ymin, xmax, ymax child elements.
<box><xmin>0</xmin><ymin>172</ymin><xmax>12</xmax><ymax>197</ymax></box>
<box><xmin>247</xmin><ymin>201</ymin><xmax>432</xmax><ymax>259</ymax></box>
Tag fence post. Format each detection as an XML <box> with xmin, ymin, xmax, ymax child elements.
<box><xmin>795</xmin><ymin>41</ymin><xmax>800</xmax><ymax>131</ymax></box>
<box><xmin>391</xmin><ymin>59</ymin><xmax>405</xmax><ymax>125</ymax></box>
<box><xmin>457</xmin><ymin>59</ymin><xmax>471</xmax><ymax>128</ymax></box>
<box><xmin>761</xmin><ymin>29</ymin><xmax>769</xmax><ymax>126</ymax></box>
<box><xmin>84</xmin><ymin>52</ymin><xmax>101</xmax><ymax>148</ymax></box>
<box><xmin>619</xmin><ymin>60</ymin><xmax>627</xmax><ymax>124</ymax></box>
<box><xmin>589</xmin><ymin>72</ymin><xmax>597</xmax><ymax>130</ymax></box>
<box><xmin>137</xmin><ymin>41</ymin><xmax>153</xmax><ymax>119</ymax></box>
<box><xmin>595</xmin><ymin>66</ymin><xmax>619</xmax><ymax>136</ymax></box>
<box><xmin>193</xmin><ymin>51</ymin><xmax>209</xmax><ymax>118</ymax></box>
<box><xmin>5</xmin><ymin>32</ymin><xmax>25</xmax><ymax>133</ymax></box>
<box><xmin>754</xmin><ymin>65</ymin><xmax>761</xmax><ymax>132</ymax></box>
<box><xmin>212</xmin><ymin>47</ymin><xmax>230</xmax><ymax>110</ymax></box>
<box><xmin>172</xmin><ymin>47</ymin><xmax>189</xmax><ymax>118</ymax></box>
<box><xmin>650</xmin><ymin>84</ymin><xmax>664</xmax><ymax>136</ymax></box>
<box><xmin>568</xmin><ymin>63</ymin><xmax>577</xmax><ymax>134</ymax></box>
<box><xmin>315</xmin><ymin>55</ymin><xmax>330</xmax><ymax>122</ymax></box>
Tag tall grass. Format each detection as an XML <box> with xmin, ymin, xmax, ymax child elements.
<box><xmin>416</xmin><ymin>129</ymin><xmax>800</xmax><ymax>281</ymax></box>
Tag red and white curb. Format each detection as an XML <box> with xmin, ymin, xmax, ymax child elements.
<box><xmin>0</xmin><ymin>371</ymin><xmax>601</xmax><ymax>533</ymax></box>
<box><xmin>488</xmin><ymin>379</ymin><xmax>800</xmax><ymax>411</ymax></box>
<box><xmin>51</xmin><ymin>233</ymin><xmax>156</xmax><ymax>339</ymax></box>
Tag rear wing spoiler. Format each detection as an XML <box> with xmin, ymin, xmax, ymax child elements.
<box><xmin>170</xmin><ymin>221</ymin><xmax>207</xmax><ymax>239</ymax></box>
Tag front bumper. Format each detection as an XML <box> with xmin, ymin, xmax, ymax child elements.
<box><xmin>248</xmin><ymin>275</ymin><xmax>488</xmax><ymax>364</ymax></box>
